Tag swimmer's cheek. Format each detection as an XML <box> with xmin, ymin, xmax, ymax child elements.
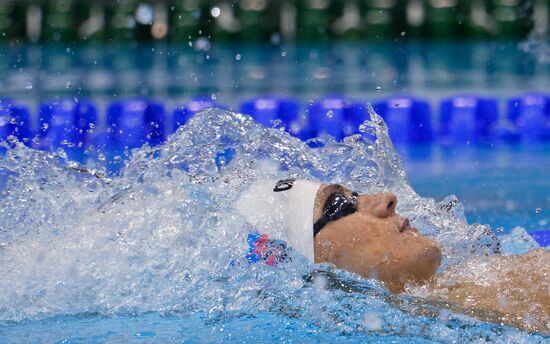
<box><xmin>315</xmin><ymin>241</ymin><xmax>378</xmax><ymax>280</ymax></box>
<box><xmin>314</xmin><ymin>237</ymin><xmax>442</xmax><ymax>293</ymax></box>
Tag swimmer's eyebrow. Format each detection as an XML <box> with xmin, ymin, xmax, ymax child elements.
<box><xmin>328</xmin><ymin>184</ymin><xmax>352</xmax><ymax>195</ymax></box>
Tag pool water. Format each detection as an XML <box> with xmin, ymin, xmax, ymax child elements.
<box><xmin>1</xmin><ymin>41</ymin><xmax>547</xmax><ymax>102</ymax></box>
<box><xmin>404</xmin><ymin>144</ymin><xmax>549</xmax><ymax>233</ymax></box>
<box><xmin>0</xmin><ymin>109</ymin><xmax>547</xmax><ymax>342</ymax></box>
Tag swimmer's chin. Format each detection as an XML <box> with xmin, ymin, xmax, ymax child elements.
<box><xmin>379</xmin><ymin>244</ymin><xmax>442</xmax><ymax>293</ymax></box>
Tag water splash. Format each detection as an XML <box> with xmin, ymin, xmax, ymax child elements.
<box><xmin>0</xmin><ymin>108</ymin><xmax>539</xmax><ymax>341</ymax></box>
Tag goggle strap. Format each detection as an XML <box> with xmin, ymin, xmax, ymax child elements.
<box><xmin>313</xmin><ymin>213</ymin><xmax>330</xmax><ymax>237</ymax></box>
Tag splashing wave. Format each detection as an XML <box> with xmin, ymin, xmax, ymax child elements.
<box><xmin>2</xmin><ymin>108</ymin><xmax>533</xmax><ymax>341</ymax></box>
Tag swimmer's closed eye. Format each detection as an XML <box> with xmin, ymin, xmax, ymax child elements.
<box><xmin>313</xmin><ymin>191</ymin><xmax>358</xmax><ymax>236</ymax></box>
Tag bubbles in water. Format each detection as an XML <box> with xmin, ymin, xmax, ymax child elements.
<box><xmin>312</xmin><ymin>274</ymin><xmax>328</xmax><ymax>289</ymax></box>
<box><xmin>362</xmin><ymin>312</ymin><xmax>383</xmax><ymax>331</ymax></box>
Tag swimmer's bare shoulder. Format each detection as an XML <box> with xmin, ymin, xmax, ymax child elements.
<box><xmin>422</xmin><ymin>248</ymin><xmax>550</xmax><ymax>334</ymax></box>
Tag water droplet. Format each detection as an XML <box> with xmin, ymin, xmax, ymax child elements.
<box><xmin>25</xmin><ymin>82</ymin><xmax>33</xmax><ymax>90</ymax></box>
<box><xmin>135</xmin><ymin>3</ymin><xmax>154</xmax><ymax>25</ymax></box>
<box><xmin>211</xmin><ymin>6</ymin><xmax>221</xmax><ymax>18</ymax></box>
<box><xmin>235</xmin><ymin>54</ymin><xmax>242</xmax><ymax>61</ymax></box>
<box><xmin>326</xmin><ymin>110</ymin><xmax>334</xmax><ymax>118</ymax></box>
<box><xmin>66</xmin><ymin>81</ymin><xmax>71</xmax><ymax>89</ymax></box>
<box><xmin>359</xmin><ymin>123</ymin><xmax>368</xmax><ymax>133</ymax></box>
<box><xmin>535</xmin><ymin>208</ymin><xmax>542</xmax><ymax>214</ymax></box>
<box><xmin>270</xmin><ymin>33</ymin><xmax>281</xmax><ymax>45</ymax></box>
<box><xmin>375</xmin><ymin>86</ymin><xmax>382</xmax><ymax>92</ymax></box>
<box><xmin>41</xmin><ymin>123</ymin><xmax>49</xmax><ymax>131</ymax></box>
<box><xmin>7</xmin><ymin>135</ymin><xmax>17</xmax><ymax>144</ymax></box>
<box><xmin>98</xmin><ymin>153</ymin><xmax>106</xmax><ymax>161</ymax></box>
<box><xmin>400</xmin><ymin>31</ymin><xmax>406</xmax><ymax>37</ymax></box>
<box><xmin>270</xmin><ymin>119</ymin><xmax>282</xmax><ymax>128</ymax></box>
<box><xmin>85</xmin><ymin>180</ymin><xmax>99</xmax><ymax>192</ymax></box>
<box><xmin>194</xmin><ymin>37</ymin><xmax>211</xmax><ymax>52</ymax></box>
<box><xmin>89</xmin><ymin>123</ymin><xmax>95</xmax><ymax>129</ymax></box>
<box><xmin>57</xmin><ymin>148</ymin><xmax>67</xmax><ymax>159</ymax></box>
<box><xmin>281</xmin><ymin>51</ymin><xmax>286</xmax><ymax>57</ymax></box>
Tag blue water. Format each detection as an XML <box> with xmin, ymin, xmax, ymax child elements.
<box><xmin>0</xmin><ymin>109</ymin><xmax>547</xmax><ymax>342</ymax></box>
<box><xmin>405</xmin><ymin>144</ymin><xmax>550</xmax><ymax>233</ymax></box>
<box><xmin>0</xmin><ymin>41</ymin><xmax>547</xmax><ymax>102</ymax></box>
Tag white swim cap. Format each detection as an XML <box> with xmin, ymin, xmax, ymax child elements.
<box><xmin>236</xmin><ymin>179</ymin><xmax>322</xmax><ymax>261</ymax></box>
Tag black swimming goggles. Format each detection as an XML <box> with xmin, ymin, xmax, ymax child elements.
<box><xmin>313</xmin><ymin>191</ymin><xmax>358</xmax><ymax>237</ymax></box>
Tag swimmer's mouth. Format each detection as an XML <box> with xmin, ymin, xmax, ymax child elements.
<box><xmin>400</xmin><ymin>218</ymin><xmax>418</xmax><ymax>233</ymax></box>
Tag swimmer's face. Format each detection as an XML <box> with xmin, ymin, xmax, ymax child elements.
<box><xmin>313</xmin><ymin>184</ymin><xmax>441</xmax><ymax>292</ymax></box>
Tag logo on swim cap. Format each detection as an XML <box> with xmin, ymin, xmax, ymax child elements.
<box><xmin>273</xmin><ymin>178</ymin><xmax>296</xmax><ymax>192</ymax></box>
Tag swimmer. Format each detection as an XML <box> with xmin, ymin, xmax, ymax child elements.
<box><xmin>237</xmin><ymin>179</ymin><xmax>550</xmax><ymax>334</ymax></box>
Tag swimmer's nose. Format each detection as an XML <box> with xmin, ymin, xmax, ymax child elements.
<box><xmin>373</xmin><ymin>192</ymin><xmax>397</xmax><ymax>218</ymax></box>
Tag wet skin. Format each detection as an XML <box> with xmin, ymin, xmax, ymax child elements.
<box><xmin>313</xmin><ymin>184</ymin><xmax>442</xmax><ymax>292</ymax></box>
<box><xmin>311</xmin><ymin>184</ymin><xmax>550</xmax><ymax>334</ymax></box>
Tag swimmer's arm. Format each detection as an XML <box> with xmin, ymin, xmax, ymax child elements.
<box><xmin>307</xmin><ymin>267</ymin><xmax>514</xmax><ymax>332</ymax></box>
<box><xmin>425</xmin><ymin>249</ymin><xmax>550</xmax><ymax>334</ymax></box>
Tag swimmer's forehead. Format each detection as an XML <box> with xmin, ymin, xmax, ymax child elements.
<box><xmin>320</xmin><ymin>183</ymin><xmax>353</xmax><ymax>196</ymax></box>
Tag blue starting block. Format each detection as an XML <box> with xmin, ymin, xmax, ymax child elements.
<box><xmin>440</xmin><ymin>96</ymin><xmax>499</xmax><ymax>144</ymax></box>
<box><xmin>373</xmin><ymin>96</ymin><xmax>433</xmax><ymax>144</ymax></box>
